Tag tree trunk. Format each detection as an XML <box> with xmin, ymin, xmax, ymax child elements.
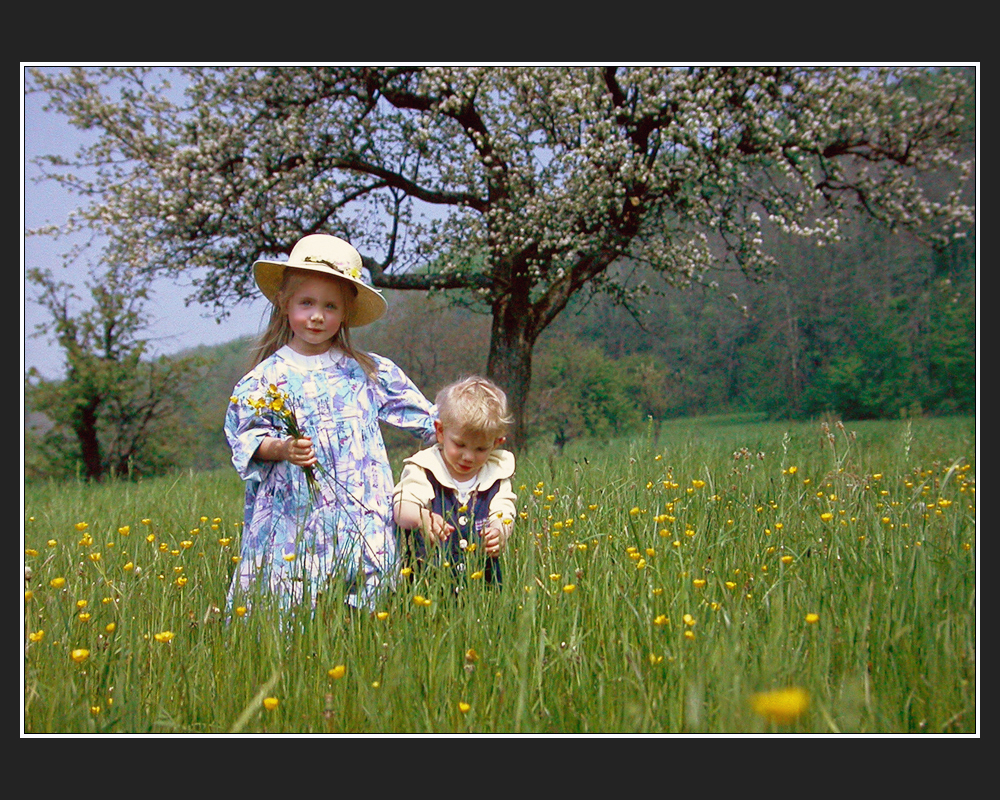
<box><xmin>486</xmin><ymin>294</ymin><xmax>537</xmax><ymax>452</ymax></box>
<box><xmin>74</xmin><ymin>398</ymin><xmax>104</xmax><ymax>481</ymax></box>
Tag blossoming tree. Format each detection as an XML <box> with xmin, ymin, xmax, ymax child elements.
<box><xmin>26</xmin><ymin>66</ymin><xmax>974</xmax><ymax>446</ymax></box>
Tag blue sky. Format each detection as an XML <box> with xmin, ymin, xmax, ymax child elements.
<box><xmin>22</xmin><ymin>66</ymin><xmax>268</xmax><ymax>379</ymax></box>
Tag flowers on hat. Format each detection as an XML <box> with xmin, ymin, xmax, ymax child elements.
<box><xmin>303</xmin><ymin>255</ymin><xmax>362</xmax><ymax>281</ymax></box>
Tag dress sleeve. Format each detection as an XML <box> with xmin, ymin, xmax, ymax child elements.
<box><xmin>225</xmin><ymin>373</ymin><xmax>280</xmax><ymax>483</ymax></box>
<box><xmin>373</xmin><ymin>355</ymin><xmax>437</xmax><ymax>444</ymax></box>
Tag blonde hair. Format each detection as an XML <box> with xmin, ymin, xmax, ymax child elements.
<box><xmin>249</xmin><ymin>267</ymin><xmax>378</xmax><ymax>379</ymax></box>
<box><xmin>436</xmin><ymin>376</ymin><xmax>513</xmax><ymax>441</ymax></box>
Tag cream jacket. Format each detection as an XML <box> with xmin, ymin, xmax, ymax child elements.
<box><xmin>394</xmin><ymin>445</ymin><xmax>517</xmax><ymax>539</ymax></box>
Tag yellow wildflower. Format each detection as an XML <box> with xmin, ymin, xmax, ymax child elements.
<box><xmin>805</xmin><ymin>613</ymin><xmax>820</xmax><ymax>624</ymax></box>
<box><xmin>263</xmin><ymin>697</ymin><xmax>279</xmax><ymax>711</ymax></box>
<box><xmin>71</xmin><ymin>648</ymin><xmax>90</xmax><ymax>663</ymax></box>
<box><xmin>50</xmin><ymin>577</ymin><xmax>66</xmax><ymax>589</ymax></box>
<box><xmin>328</xmin><ymin>665</ymin><xmax>347</xmax><ymax>680</ymax></box>
<box><xmin>458</xmin><ymin>702</ymin><xmax>471</xmax><ymax>714</ymax></box>
<box><xmin>153</xmin><ymin>631</ymin><xmax>175</xmax><ymax>643</ymax></box>
<box><xmin>750</xmin><ymin>687</ymin><xmax>809</xmax><ymax>724</ymax></box>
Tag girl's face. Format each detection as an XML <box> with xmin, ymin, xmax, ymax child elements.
<box><xmin>285</xmin><ymin>274</ymin><xmax>348</xmax><ymax>356</ymax></box>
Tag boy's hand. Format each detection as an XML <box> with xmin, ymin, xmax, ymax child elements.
<box><xmin>483</xmin><ymin>516</ymin><xmax>514</xmax><ymax>556</ymax></box>
<box><xmin>425</xmin><ymin>512</ymin><xmax>454</xmax><ymax>546</ymax></box>
<box><xmin>482</xmin><ymin>523</ymin><xmax>504</xmax><ymax>557</ymax></box>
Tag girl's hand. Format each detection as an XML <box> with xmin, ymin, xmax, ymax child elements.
<box><xmin>284</xmin><ymin>436</ymin><xmax>317</xmax><ymax>468</ymax></box>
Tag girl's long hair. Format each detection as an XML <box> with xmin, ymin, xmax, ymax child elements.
<box><xmin>248</xmin><ymin>268</ymin><xmax>378</xmax><ymax>379</ymax></box>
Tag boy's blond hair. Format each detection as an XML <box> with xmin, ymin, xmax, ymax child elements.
<box><xmin>436</xmin><ymin>376</ymin><xmax>513</xmax><ymax>441</ymax></box>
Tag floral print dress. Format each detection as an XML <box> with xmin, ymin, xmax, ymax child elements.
<box><xmin>226</xmin><ymin>345</ymin><xmax>436</xmax><ymax>609</ymax></box>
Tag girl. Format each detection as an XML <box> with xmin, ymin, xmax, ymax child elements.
<box><xmin>226</xmin><ymin>234</ymin><xmax>436</xmax><ymax>611</ymax></box>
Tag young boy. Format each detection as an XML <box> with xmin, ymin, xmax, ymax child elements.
<box><xmin>393</xmin><ymin>376</ymin><xmax>517</xmax><ymax>587</ymax></box>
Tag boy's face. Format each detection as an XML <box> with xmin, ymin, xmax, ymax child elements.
<box><xmin>435</xmin><ymin>421</ymin><xmax>502</xmax><ymax>482</ymax></box>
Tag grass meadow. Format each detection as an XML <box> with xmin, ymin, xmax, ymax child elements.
<box><xmin>22</xmin><ymin>415</ymin><xmax>977</xmax><ymax>735</ymax></box>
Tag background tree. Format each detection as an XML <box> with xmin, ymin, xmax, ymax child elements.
<box><xmin>530</xmin><ymin>337</ymin><xmax>642</xmax><ymax>451</ymax></box>
<box><xmin>25</xmin><ymin>265</ymin><xmax>198</xmax><ymax>480</ymax></box>
<box><xmin>26</xmin><ymin>66</ymin><xmax>975</xmax><ymax>446</ymax></box>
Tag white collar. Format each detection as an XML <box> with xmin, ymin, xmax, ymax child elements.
<box><xmin>276</xmin><ymin>344</ymin><xmax>346</xmax><ymax>371</ymax></box>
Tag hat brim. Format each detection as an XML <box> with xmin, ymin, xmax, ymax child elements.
<box><xmin>253</xmin><ymin>259</ymin><xmax>387</xmax><ymax>328</ymax></box>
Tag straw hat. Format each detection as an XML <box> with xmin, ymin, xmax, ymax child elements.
<box><xmin>253</xmin><ymin>234</ymin><xmax>387</xmax><ymax>327</ymax></box>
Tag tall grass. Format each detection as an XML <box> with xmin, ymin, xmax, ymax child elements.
<box><xmin>23</xmin><ymin>416</ymin><xmax>976</xmax><ymax>734</ymax></box>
